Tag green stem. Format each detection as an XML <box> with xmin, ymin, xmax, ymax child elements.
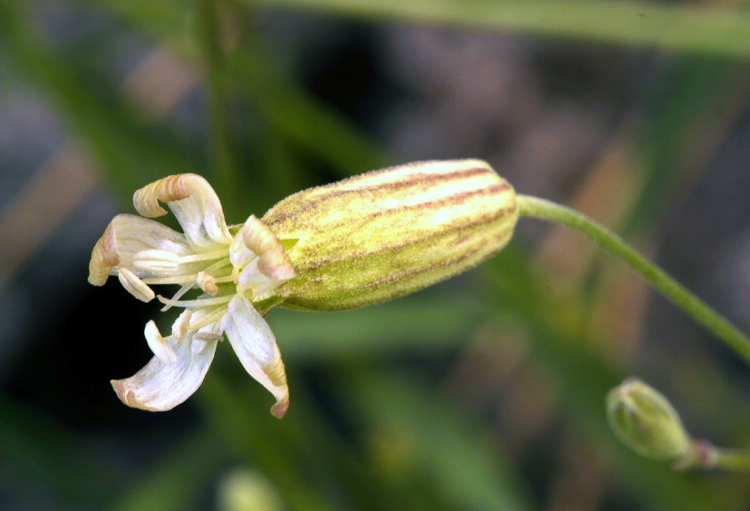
<box><xmin>711</xmin><ymin>447</ymin><xmax>750</xmax><ymax>471</ymax></box>
<box><xmin>679</xmin><ymin>440</ymin><xmax>750</xmax><ymax>472</ymax></box>
<box><xmin>516</xmin><ymin>194</ymin><xmax>750</xmax><ymax>368</ymax></box>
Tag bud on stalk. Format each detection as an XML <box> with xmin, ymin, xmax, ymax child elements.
<box><xmin>262</xmin><ymin>159</ymin><xmax>518</xmax><ymax>311</ymax></box>
<box><xmin>607</xmin><ymin>378</ymin><xmax>692</xmax><ymax>462</ymax></box>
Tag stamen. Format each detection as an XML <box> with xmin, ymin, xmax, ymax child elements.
<box><xmin>171</xmin><ymin>309</ymin><xmax>193</xmax><ymax>341</ymax></box>
<box><xmin>157</xmin><ymin>294</ymin><xmax>234</xmax><ymax>308</ymax></box>
<box><xmin>197</xmin><ymin>272</ymin><xmax>219</xmax><ymax>294</ymax></box>
<box><xmin>118</xmin><ymin>268</ymin><xmax>155</xmax><ymax>302</ymax></box>
<box><xmin>144</xmin><ymin>320</ymin><xmax>178</xmax><ymax>364</ymax></box>
<box><xmin>202</xmin><ymin>257</ymin><xmax>233</xmax><ymax>275</ymax></box>
<box><xmin>159</xmin><ymin>259</ymin><xmax>233</xmax><ymax>311</ymax></box>
<box><xmin>160</xmin><ymin>281</ymin><xmax>196</xmax><ymax>312</ymax></box>
<box><xmin>132</xmin><ymin>249</ymin><xmax>180</xmax><ymax>273</ymax></box>
<box><xmin>140</xmin><ymin>275</ymin><xmax>201</xmax><ymax>285</ymax></box>
<box><xmin>140</xmin><ymin>259</ymin><xmax>233</xmax><ymax>285</ymax></box>
<box><xmin>185</xmin><ymin>306</ymin><xmax>227</xmax><ymax>332</ymax></box>
<box><xmin>193</xmin><ymin>332</ymin><xmax>224</xmax><ymax>342</ymax></box>
<box><xmin>178</xmin><ymin>249</ymin><xmax>228</xmax><ymax>264</ymax></box>
<box><xmin>190</xmin><ymin>322</ymin><xmax>223</xmax><ymax>353</ymax></box>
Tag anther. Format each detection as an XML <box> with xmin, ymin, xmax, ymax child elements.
<box><xmin>197</xmin><ymin>272</ymin><xmax>219</xmax><ymax>294</ymax></box>
<box><xmin>132</xmin><ymin>249</ymin><xmax>180</xmax><ymax>273</ymax></box>
<box><xmin>171</xmin><ymin>309</ymin><xmax>193</xmax><ymax>341</ymax></box>
<box><xmin>144</xmin><ymin>320</ymin><xmax>178</xmax><ymax>364</ymax></box>
<box><xmin>118</xmin><ymin>268</ymin><xmax>155</xmax><ymax>302</ymax></box>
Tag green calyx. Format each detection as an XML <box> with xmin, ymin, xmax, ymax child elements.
<box><xmin>262</xmin><ymin>159</ymin><xmax>518</xmax><ymax>311</ymax></box>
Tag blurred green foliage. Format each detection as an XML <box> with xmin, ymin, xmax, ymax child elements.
<box><xmin>2</xmin><ymin>0</ymin><xmax>750</xmax><ymax>510</ymax></box>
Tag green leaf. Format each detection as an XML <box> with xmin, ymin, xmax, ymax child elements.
<box><xmin>108</xmin><ymin>429</ymin><xmax>227</xmax><ymax>511</ymax></box>
<box><xmin>0</xmin><ymin>0</ymin><xmax>203</xmax><ymax>205</ymax></box>
<box><xmin>253</xmin><ymin>0</ymin><xmax>750</xmax><ymax>56</ymax></box>
<box><xmin>344</xmin><ymin>371</ymin><xmax>537</xmax><ymax>511</ymax></box>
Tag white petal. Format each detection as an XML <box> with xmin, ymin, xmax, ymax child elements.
<box><xmin>89</xmin><ymin>214</ymin><xmax>191</xmax><ymax>285</ymax></box>
<box><xmin>133</xmin><ymin>174</ymin><xmax>232</xmax><ymax>248</ymax></box>
<box><xmin>191</xmin><ymin>339</ymin><xmax>209</xmax><ymax>354</ymax></box>
<box><xmin>111</xmin><ymin>334</ymin><xmax>218</xmax><ymax>411</ymax></box>
<box><xmin>220</xmin><ymin>295</ymin><xmax>289</xmax><ymax>418</ymax></box>
<box><xmin>237</xmin><ymin>259</ymin><xmax>285</xmax><ymax>297</ymax></box>
<box><xmin>229</xmin><ymin>229</ymin><xmax>258</xmax><ymax>268</ymax></box>
<box><xmin>111</xmin><ymin>214</ymin><xmax>190</xmax><ymax>256</ymax></box>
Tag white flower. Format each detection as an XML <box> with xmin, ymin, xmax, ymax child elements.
<box><xmin>89</xmin><ymin>174</ymin><xmax>295</xmax><ymax>417</ymax></box>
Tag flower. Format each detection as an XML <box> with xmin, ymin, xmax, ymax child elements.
<box><xmin>91</xmin><ymin>160</ymin><xmax>518</xmax><ymax>416</ymax></box>
<box><xmin>89</xmin><ymin>174</ymin><xmax>294</xmax><ymax>417</ymax></box>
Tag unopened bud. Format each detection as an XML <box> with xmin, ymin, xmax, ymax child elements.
<box><xmin>217</xmin><ymin>468</ymin><xmax>283</xmax><ymax>511</ymax></box>
<box><xmin>262</xmin><ymin>159</ymin><xmax>518</xmax><ymax>311</ymax></box>
<box><xmin>607</xmin><ymin>378</ymin><xmax>692</xmax><ymax>461</ymax></box>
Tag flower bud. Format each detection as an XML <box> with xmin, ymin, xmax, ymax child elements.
<box><xmin>607</xmin><ymin>378</ymin><xmax>692</xmax><ymax>461</ymax></box>
<box><xmin>262</xmin><ymin>159</ymin><xmax>518</xmax><ymax>311</ymax></box>
<box><xmin>217</xmin><ymin>468</ymin><xmax>283</xmax><ymax>511</ymax></box>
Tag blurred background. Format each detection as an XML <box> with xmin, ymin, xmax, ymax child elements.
<box><xmin>2</xmin><ymin>0</ymin><xmax>750</xmax><ymax>509</ymax></box>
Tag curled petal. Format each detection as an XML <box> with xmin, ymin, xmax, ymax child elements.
<box><xmin>220</xmin><ymin>295</ymin><xmax>289</xmax><ymax>418</ymax></box>
<box><xmin>133</xmin><ymin>174</ymin><xmax>232</xmax><ymax>248</ymax></box>
<box><xmin>89</xmin><ymin>221</ymin><xmax>120</xmax><ymax>286</ymax></box>
<box><xmin>234</xmin><ymin>216</ymin><xmax>296</xmax><ymax>297</ymax></box>
<box><xmin>88</xmin><ymin>214</ymin><xmax>191</xmax><ymax>285</ymax></box>
<box><xmin>241</xmin><ymin>216</ymin><xmax>296</xmax><ymax>281</ymax></box>
<box><xmin>111</xmin><ymin>333</ymin><xmax>218</xmax><ymax>411</ymax></box>
<box><xmin>132</xmin><ymin>175</ymin><xmax>190</xmax><ymax>217</ymax></box>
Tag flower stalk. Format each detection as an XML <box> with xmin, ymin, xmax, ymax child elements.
<box><xmin>516</xmin><ymin>194</ymin><xmax>750</xmax><ymax>369</ymax></box>
<box><xmin>608</xmin><ymin>378</ymin><xmax>750</xmax><ymax>472</ymax></box>
<box><xmin>705</xmin><ymin>446</ymin><xmax>750</xmax><ymax>471</ymax></box>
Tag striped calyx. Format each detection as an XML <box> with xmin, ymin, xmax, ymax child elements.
<box><xmin>262</xmin><ymin>159</ymin><xmax>518</xmax><ymax>311</ymax></box>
